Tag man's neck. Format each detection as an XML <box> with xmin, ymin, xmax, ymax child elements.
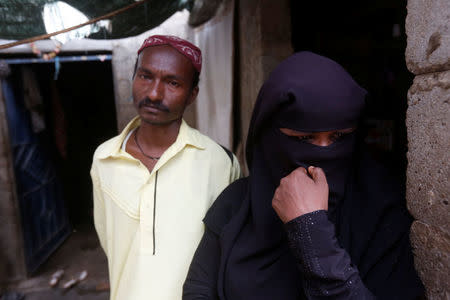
<box><xmin>137</xmin><ymin>118</ymin><xmax>182</xmax><ymax>152</ymax></box>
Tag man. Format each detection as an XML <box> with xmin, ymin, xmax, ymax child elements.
<box><xmin>90</xmin><ymin>35</ymin><xmax>240</xmax><ymax>300</ymax></box>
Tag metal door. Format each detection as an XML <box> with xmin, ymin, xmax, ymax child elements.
<box><xmin>2</xmin><ymin>78</ymin><xmax>71</xmax><ymax>274</ymax></box>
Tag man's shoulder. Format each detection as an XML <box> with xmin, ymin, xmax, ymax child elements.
<box><xmin>186</xmin><ymin>125</ymin><xmax>235</xmax><ymax>164</ymax></box>
<box><xmin>92</xmin><ymin>134</ymin><xmax>122</xmax><ymax>161</ymax></box>
<box><xmin>93</xmin><ymin>116</ymin><xmax>139</xmax><ymax>161</ymax></box>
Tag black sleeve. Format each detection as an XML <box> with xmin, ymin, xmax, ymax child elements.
<box><xmin>285</xmin><ymin>210</ymin><xmax>375</xmax><ymax>300</ymax></box>
<box><xmin>183</xmin><ymin>228</ymin><xmax>221</xmax><ymax>300</ymax></box>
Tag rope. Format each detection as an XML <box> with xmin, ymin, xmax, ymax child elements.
<box><xmin>0</xmin><ymin>0</ymin><xmax>152</xmax><ymax>50</ymax></box>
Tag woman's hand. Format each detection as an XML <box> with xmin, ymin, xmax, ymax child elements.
<box><xmin>272</xmin><ymin>166</ymin><xmax>329</xmax><ymax>223</ymax></box>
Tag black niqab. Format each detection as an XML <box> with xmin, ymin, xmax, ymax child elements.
<box><xmin>204</xmin><ymin>52</ymin><xmax>422</xmax><ymax>299</ymax></box>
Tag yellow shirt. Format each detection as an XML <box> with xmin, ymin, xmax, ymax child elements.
<box><xmin>91</xmin><ymin>117</ymin><xmax>240</xmax><ymax>300</ymax></box>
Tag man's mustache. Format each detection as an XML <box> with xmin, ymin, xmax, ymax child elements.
<box><xmin>138</xmin><ymin>97</ymin><xmax>170</xmax><ymax>112</ymax></box>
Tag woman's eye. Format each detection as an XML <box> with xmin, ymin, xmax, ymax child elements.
<box><xmin>332</xmin><ymin>132</ymin><xmax>347</xmax><ymax>141</ymax></box>
<box><xmin>298</xmin><ymin>135</ymin><xmax>313</xmax><ymax>141</ymax></box>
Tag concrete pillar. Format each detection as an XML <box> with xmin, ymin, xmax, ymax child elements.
<box><xmin>237</xmin><ymin>0</ymin><xmax>293</xmax><ymax>171</ymax></box>
<box><xmin>405</xmin><ymin>0</ymin><xmax>450</xmax><ymax>298</ymax></box>
<box><xmin>0</xmin><ymin>80</ymin><xmax>27</xmax><ymax>283</ymax></box>
<box><xmin>111</xmin><ymin>39</ymin><xmax>141</xmax><ymax>131</ymax></box>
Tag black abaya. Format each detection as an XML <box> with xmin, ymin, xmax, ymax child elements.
<box><xmin>183</xmin><ymin>52</ymin><xmax>423</xmax><ymax>299</ymax></box>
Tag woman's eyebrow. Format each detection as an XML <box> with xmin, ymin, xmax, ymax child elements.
<box><xmin>338</xmin><ymin>127</ymin><xmax>356</xmax><ymax>133</ymax></box>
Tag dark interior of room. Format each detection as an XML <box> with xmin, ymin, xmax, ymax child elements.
<box><xmin>290</xmin><ymin>0</ymin><xmax>411</xmax><ymax>183</ymax></box>
<box><xmin>10</xmin><ymin>56</ymin><xmax>118</xmax><ymax>228</ymax></box>
<box><xmin>41</xmin><ymin>57</ymin><xmax>117</xmax><ymax>227</ymax></box>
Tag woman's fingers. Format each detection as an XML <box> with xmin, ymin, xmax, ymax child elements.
<box><xmin>308</xmin><ymin>166</ymin><xmax>327</xmax><ymax>186</ymax></box>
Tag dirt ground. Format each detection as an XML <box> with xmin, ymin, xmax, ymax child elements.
<box><xmin>2</xmin><ymin>225</ymin><xmax>109</xmax><ymax>300</ymax></box>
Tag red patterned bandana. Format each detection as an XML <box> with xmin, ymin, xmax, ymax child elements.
<box><xmin>137</xmin><ymin>35</ymin><xmax>202</xmax><ymax>73</ymax></box>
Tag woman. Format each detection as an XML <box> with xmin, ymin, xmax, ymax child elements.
<box><xmin>183</xmin><ymin>52</ymin><xmax>423</xmax><ymax>299</ymax></box>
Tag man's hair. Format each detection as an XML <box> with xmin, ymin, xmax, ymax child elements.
<box><xmin>133</xmin><ymin>58</ymin><xmax>139</xmax><ymax>79</ymax></box>
<box><xmin>191</xmin><ymin>70</ymin><xmax>200</xmax><ymax>89</ymax></box>
<box><xmin>133</xmin><ymin>57</ymin><xmax>200</xmax><ymax>89</ymax></box>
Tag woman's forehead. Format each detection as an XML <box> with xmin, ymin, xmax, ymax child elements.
<box><xmin>280</xmin><ymin>127</ymin><xmax>357</xmax><ymax>135</ymax></box>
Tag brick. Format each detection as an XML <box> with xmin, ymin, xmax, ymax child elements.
<box><xmin>406</xmin><ymin>70</ymin><xmax>450</xmax><ymax>231</ymax></box>
<box><xmin>410</xmin><ymin>221</ymin><xmax>450</xmax><ymax>299</ymax></box>
<box><xmin>406</xmin><ymin>0</ymin><xmax>450</xmax><ymax>74</ymax></box>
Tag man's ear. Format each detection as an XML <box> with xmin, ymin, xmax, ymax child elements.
<box><xmin>187</xmin><ymin>86</ymin><xmax>199</xmax><ymax>106</ymax></box>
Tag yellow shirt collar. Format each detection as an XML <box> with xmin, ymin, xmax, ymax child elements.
<box><xmin>97</xmin><ymin>116</ymin><xmax>206</xmax><ymax>160</ymax></box>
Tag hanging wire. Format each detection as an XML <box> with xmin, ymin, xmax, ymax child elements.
<box><xmin>0</xmin><ymin>0</ymin><xmax>152</xmax><ymax>50</ymax></box>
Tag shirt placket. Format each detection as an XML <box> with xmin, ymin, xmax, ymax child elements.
<box><xmin>140</xmin><ymin>172</ymin><xmax>156</xmax><ymax>255</ymax></box>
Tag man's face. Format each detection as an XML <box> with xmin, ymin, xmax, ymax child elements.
<box><xmin>132</xmin><ymin>45</ymin><xmax>198</xmax><ymax>126</ymax></box>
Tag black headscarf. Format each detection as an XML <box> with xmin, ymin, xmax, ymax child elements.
<box><xmin>204</xmin><ymin>52</ymin><xmax>422</xmax><ymax>299</ymax></box>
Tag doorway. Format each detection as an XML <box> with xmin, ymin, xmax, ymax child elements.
<box><xmin>3</xmin><ymin>53</ymin><xmax>117</xmax><ymax>280</ymax></box>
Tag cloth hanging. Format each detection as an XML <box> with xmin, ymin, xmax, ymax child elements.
<box><xmin>21</xmin><ymin>66</ymin><xmax>45</xmax><ymax>133</ymax></box>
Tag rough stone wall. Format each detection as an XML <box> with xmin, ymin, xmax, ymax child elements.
<box><xmin>0</xmin><ymin>82</ymin><xmax>26</xmax><ymax>284</ymax></box>
<box><xmin>237</xmin><ymin>0</ymin><xmax>292</xmax><ymax>172</ymax></box>
<box><xmin>405</xmin><ymin>0</ymin><xmax>450</xmax><ymax>298</ymax></box>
